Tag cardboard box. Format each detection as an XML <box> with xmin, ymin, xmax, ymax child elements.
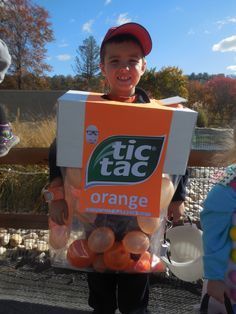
<box><xmin>56</xmin><ymin>90</ymin><xmax>197</xmax><ymax>217</ymax></box>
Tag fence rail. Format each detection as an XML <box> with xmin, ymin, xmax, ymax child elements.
<box><xmin>0</xmin><ymin>147</ymin><xmax>223</xmax><ymax>167</ymax></box>
<box><xmin>0</xmin><ymin>147</ymin><xmax>225</xmax><ymax>229</ymax></box>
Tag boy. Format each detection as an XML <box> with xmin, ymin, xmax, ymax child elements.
<box><xmin>0</xmin><ymin>39</ymin><xmax>20</xmax><ymax>157</ymax></box>
<box><xmin>47</xmin><ymin>22</ymin><xmax>188</xmax><ymax>314</ymax></box>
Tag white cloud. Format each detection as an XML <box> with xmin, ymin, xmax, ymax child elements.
<box><xmin>56</xmin><ymin>54</ymin><xmax>72</xmax><ymax>61</ymax></box>
<box><xmin>82</xmin><ymin>20</ymin><xmax>94</xmax><ymax>33</ymax></box>
<box><xmin>116</xmin><ymin>13</ymin><xmax>131</xmax><ymax>25</ymax></box>
<box><xmin>58</xmin><ymin>41</ymin><xmax>69</xmax><ymax>48</ymax></box>
<box><xmin>187</xmin><ymin>28</ymin><xmax>195</xmax><ymax>36</ymax></box>
<box><xmin>216</xmin><ymin>16</ymin><xmax>236</xmax><ymax>29</ymax></box>
<box><xmin>69</xmin><ymin>18</ymin><xmax>76</xmax><ymax>23</ymax></box>
<box><xmin>174</xmin><ymin>6</ymin><xmax>183</xmax><ymax>12</ymax></box>
<box><xmin>227</xmin><ymin>65</ymin><xmax>236</xmax><ymax>72</ymax></box>
<box><xmin>212</xmin><ymin>35</ymin><xmax>236</xmax><ymax>52</ymax></box>
<box><xmin>105</xmin><ymin>0</ymin><xmax>111</xmax><ymax>5</ymax></box>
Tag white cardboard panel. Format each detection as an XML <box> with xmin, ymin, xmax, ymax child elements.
<box><xmin>56</xmin><ymin>91</ymin><xmax>87</xmax><ymax>167</ymax></box>
<box><xmin>56</xmin><ymin>91</ymin><xmax>197</xmax><ymax>174</ymax></box>
<box><xmin>163</xmin><ymin>109</ymin><xmax>198</xmax><ymax>174</ymax></box>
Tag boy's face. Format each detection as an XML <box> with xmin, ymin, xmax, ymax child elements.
<box><xmin>100</xmin><ymin>41</ymin><xmax>146</xmax><ymax>98</ymax></box>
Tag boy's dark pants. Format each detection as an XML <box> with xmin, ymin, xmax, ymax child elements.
<box><xmin>88</xmin><ymin>272</ymin><xmax>149</xmax><ymax>314</ymax></box>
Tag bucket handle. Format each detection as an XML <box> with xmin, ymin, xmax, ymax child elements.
<box><xmin>162</xmin><ymin>220</ymin><xmax>202</xmax><ymax>266</ymax></box>
<box><xmin>199</xmin><ymin>293</ymin><xmax>234</xmax><ymax>314</ymax></box>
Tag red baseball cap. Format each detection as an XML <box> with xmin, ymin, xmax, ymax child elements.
<box><xmin>101</xmin><ymin>22</ymin><xmax>152</xmax><ymax>56</ymax></box>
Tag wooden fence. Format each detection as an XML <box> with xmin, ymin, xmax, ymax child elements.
<box><xmin>0</xmin><ymin>147</ymin><xmax>223</xmax><ymax>229</ymax></box>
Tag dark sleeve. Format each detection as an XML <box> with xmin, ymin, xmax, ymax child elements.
<box><xmin>171</xmin><ymin>168</ymin><xmax>189</xmax><ymax>202</ymax></box>
<box><xmin>48</xmin><ymin>138</ymin><xmax>62</xmax><ymax>182</ymax></box>
<box><xmin>0</xmin><ymin>105</ymin><xmax>8</xmax><ymax>124</ymax></box>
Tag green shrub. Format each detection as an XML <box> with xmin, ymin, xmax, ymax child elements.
<box><xmin>196</xmin><ymin>108</ymin><xmax>208</xmax><ymax>127</ymax></box>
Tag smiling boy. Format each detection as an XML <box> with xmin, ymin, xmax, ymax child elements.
<box><xmin>47</xmin><ymin>22</ymin><xmax>188</xmax><ymax>314</ymax></box>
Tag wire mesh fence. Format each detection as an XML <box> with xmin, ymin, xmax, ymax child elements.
<box><xmin>0</xmin><ymin>166</ymin><xmax>227</xmax><ymax>218</ymax></box>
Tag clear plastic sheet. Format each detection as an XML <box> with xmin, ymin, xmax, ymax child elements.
<box><xmin>49</xmin><ymin>171</ymin><xmax>181</xmax><ymax>273</ymax></box>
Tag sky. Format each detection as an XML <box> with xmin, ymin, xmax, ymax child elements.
<box><xmin>34</xmin><ymin>0</ymin><xmax>236</xmax><ymax>77</ymax></box>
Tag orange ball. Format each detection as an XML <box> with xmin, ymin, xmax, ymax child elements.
<box><xmin>92</xmin><ymin>254</ymin><xmax>107</xmax><ymax>272</ymax></box>
<box><xmin>49</xmin><ymin>224</ymin><xmax>69</xmax><ymax>249</ymax></box>
<box><xmin>133</xmin><ymin>251</ymin><xmax>151</xmax><ymax>273</ymax></box>
<box><xmin>122</xmin><ymin>231</ymin><xmax>150</xmax><ymax>254</ymax></box>
<box><xmin>67</xmin><ymin>239</ymin><xmax>95</xmax><ymax>268</ymax></box>
<box><xmin>88</xmin><ymin>227</ymin><xmax>115</xmax><ymax>253</ymax></box>
<box><xmin>66</xmin><ymin>167</ymin><xmax>82</xmax><ymax>189</ymax></box>
<box><xmin>151</xmin><ymin>255</ymin><xmax>166</xmax><ymax>273</ymax></box>
<box><xmin>137</xmin><ymin>216</ymin><xmax>160</xmax><ymax>234</ymax></box>
<box><xmin>104</xmin><ymin>242</ymin><xmax>131</xmax><ymax>271</ymax></box>
<box><xmin>160</xmin><ymin>176</ymin><xmax>175</xmax><ymax>210</ymax></box>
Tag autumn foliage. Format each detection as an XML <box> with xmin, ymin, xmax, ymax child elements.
<box><xmin>0</xmin><ymin>0</ymin><xmax>54</xmax><ymax>89</ymax></box>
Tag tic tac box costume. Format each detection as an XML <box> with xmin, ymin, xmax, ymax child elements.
<box><xmin>49</xmin><ymin>90</ymin><xmax>197</xmax><ymax>273</ymax></box>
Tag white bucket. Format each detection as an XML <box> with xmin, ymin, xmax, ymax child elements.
<box><xmin>161</xmin><ymin>224</ymin><xmax>204</xmax><ymax>282</ymax></box>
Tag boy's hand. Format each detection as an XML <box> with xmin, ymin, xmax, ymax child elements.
<box><xmin>165</xmin><ymin>104</ymin><xmax>184</xmax><ymax>109</ymax></box>
<box><xmin>46</xmin><ymin>177</ymin><xmax>67</xmax><ymax>225</ymax></box>
<box><xmin>207</xmin><ymin>280</ymin><xmax>230</xmax><ymax>304</ymax></box>
<box><xmin>49</xmin><ymin>199</ymin><xmax>69</xmax><ymax>225</ymax></box>
<box><xmin>167</xmin><ymin>201</ymin><xmax>185</xmax><ymax>223</ymax></box>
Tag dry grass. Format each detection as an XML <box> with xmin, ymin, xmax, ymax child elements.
<box><xmin>0</xmin><ymin>165</ymin><xmax>49</xmax><ymax>213</ymax></box>
<box><xmin>0</xmin><ymin>117</ymin><xmax>55</xmax><ymax>213</ymax></box>
<box><xmin>12</xmin><ymin>117</ymin><xmax>56</xmax><ymax>147</ymax></box>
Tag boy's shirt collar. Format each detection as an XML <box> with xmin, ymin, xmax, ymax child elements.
<box><xmin>102</xmin><ymin>87</ymin><xmax>150</xmax><ymax>104</ymax></box>
<box><xmin>103</xmin><ymin>94</ymin><xmax>138</xmax><ymax>103</ymax></box>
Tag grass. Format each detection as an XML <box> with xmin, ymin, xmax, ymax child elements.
<box><xmin>0</xmin><ymin>165</ymin><xmax>49</xmax><ymax>213</ymax></box>
<box><xmin>0</xmin><ymin>117</ymin><xmax>56</xmax><ymax>213</ymax></box>
<box><xmin>12</xmin><ymin>117</ymin><xmax>56</xmax><ymax>148</ymax></box>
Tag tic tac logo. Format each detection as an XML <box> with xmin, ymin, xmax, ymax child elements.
<box><xmin>86</xmin><ymin>135</ymin><xmax>165</xmax><ymax>187</ymax></box>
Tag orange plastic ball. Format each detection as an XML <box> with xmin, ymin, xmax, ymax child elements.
<box><xmin>104</xmin><ymin>242</ymin><xmax>131</xmax><ymax>271</ymax></box>
<box><xmin>67</xmin><ymin>239</ymin><xmax>95</xmax><ymax>268</ymax></box>
<box><xmin>151</xmin><ymin>255</ymin><xmax>166</xmax><ymax>273</ymax></box>
<box><xmin>122</xmin><ymin>231</ymin><xmax>150</xmax><ymax>254</ymax></box>
<box><xmin>160</xmin><ymin>177</ymin><xmax>175</xmax><ymax>210</ymax></box>
<box><xmin>133</xmin><ymin>251</ymin><xmax>151</xmax><ymax>273</ymax></box>
<box><xmin>88</xmin><ymin>227</ymin><xmax>115</xmax><ymax>253</ymax></box>
<box><xmin>137</xmin><ymin>216</ymin><xmax>160</xmax><ymax>235</ymax></box>
<box><xmin>92</xmin><ymin>254</ymin><xmax>107</xmax><ymax>272</ymax></box>
<box><xmin>49</xmin><ymin>224</ymin><xmax>69</xmax><ymax>250</ymax></box>
<box><xmin>66</xmin><ymin>167</ymin><xmax>82</xmax><ymax>189</ymax></box>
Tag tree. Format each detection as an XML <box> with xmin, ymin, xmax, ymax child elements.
<box><xmin>187</xmin><ymin>80</ymin><xmax>205</xmax><ymax>109</ymax></box>
<box><xmin>74</xmin><ymin>36</ymin><xmax>100</xmax><ymax>90</ymax></box>
<box><xmin>0</xmin><ymin>0</ymin><xmax>54</xmax><ymax>89</ymax></box>
<box><xmin>204</xmin><ymin>76</ymin><xmax>236</xmax><ymax>125</ymax></box>
<box><xmin>139</xmin><ymin>68</ymin><xmax>159</xmax><ymax>98</ymax></box>
<box><xmin>139</xmin><ymin>66</ymin><xmax>188</xmax><ymax>100</ymax></box>
<box><xmin>188</xmin><ymin>72</ymin><xmax>213</xmax><ymax>83</ymax></box>
<box><xmin>155</xmin><ymin>66</ymin><xmax>188</xmax><ymax>99</ymax></box>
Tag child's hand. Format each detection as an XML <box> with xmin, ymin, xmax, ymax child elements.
<box><xmin>165</xmin><ymin>104</ymin><xmax>184</xmax><ymax>109</ymax></box>
<box><xmin>49</xmin><ymin>199</ymin><xmax>69</xmax><ymax>225</ymax></box>
<box><xmin>207</xmin><ymin>280</ymin><xmax>230</xmax><ymax>304</ymax></box>
<box><xmin>167</xmin><ymin>201</ymin><xmax>185</xmax><ymax>223</ymax></box>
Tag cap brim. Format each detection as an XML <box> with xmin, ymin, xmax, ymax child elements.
<box><xmin>104</xmin><ymin>23</ymin><xmax>152</xmax><ymax>56</ymax></box>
